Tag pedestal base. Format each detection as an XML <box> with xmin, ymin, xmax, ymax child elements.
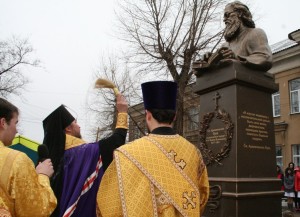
<box><xmin>194</xmin><ymin>62</ymin><xmax>282</xmax><ymax>217</ymax></box>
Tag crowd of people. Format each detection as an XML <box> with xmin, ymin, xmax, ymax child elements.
<box><xmin>277</xmin><ymin>162</ymin><xmax>300</xmax><ymax>212</ymax></box>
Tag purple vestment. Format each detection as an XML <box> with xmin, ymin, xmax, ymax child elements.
<box><xmin>59</xmin><ymin>142</ymin><xmax>103</xmax><ymax>217</ymax></box>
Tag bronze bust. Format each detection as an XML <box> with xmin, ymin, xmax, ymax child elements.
<box><xmin>193</xmin><ymin>1</ymin><xmax>272</xmax><ymax>75</ymax></box>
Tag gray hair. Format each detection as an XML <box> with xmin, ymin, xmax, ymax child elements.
<box><xmin>226</xmin><ymin>1</ymin><xmax>255</xmax><ymax>28</ymax></box>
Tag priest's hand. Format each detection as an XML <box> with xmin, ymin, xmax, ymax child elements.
<box><xmin>36</xmin><ymin>158</ymin><xmax>54</xmax><ymax>178</ymax></box>
<box><xmin>116</xmin><ymin>94</ymin><xmax>128</xmax><ymax>113</ymax></box>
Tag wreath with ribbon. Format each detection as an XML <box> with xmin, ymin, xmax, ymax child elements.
<box><xmin>199</xmin><ymin>108</ymin><xmax>234</xmax><ymax>166</ymax></box>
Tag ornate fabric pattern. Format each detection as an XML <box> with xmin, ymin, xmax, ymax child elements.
<box><xmin>116</xmin><ymin>113</ymin><xmax>128</xmax><ymax>129</ymax></box>
<box><xmin>98</xmin><ymin>134</ymin><xmax>209</xmax><ymax>217</ymax></box>
<box><xmin>97</xmin><ymin>157</ymin><xmax>122</xmax><ymax>216</ymax></box>
<box><xmin>65</xmin><ymin>134</ymin><xmax>86</xmax><ymax>150</ymax></box>
<box><xmin>0</xmin><ymin>208</ymin><xmax>11</xmax><ymax>217</ymax></box>
<box><xmin>0</xmin><ymin>196</ymin><xmax>11</xmax><ymax>217</ymax></box>
<box><xmin>0</xmin><ymin>141</ymin><xmax>57</xmax><ymax>217</ymax></box>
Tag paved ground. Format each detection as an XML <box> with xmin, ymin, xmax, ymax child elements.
<box><xmin>282</xmin><ymin>200</ymin><xmax>300</xmax><ymax>216</ymax></box>
<box><xmin>282</xmin><ymin>209</ymin><xmax>300</xmax><ymax>216</ymax></box>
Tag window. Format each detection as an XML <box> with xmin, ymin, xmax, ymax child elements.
<box><xmin>290</xmin><ymin>78</ymin><xmax>300</xmax><ymax>114</ymax></box>
<box><xmin>276</xmin><ymin>145</ymin><xmax>283</xmax><ymax>168</ymax></box>
<box><xmin>292</xmin><ymin>144</ymin><xmax>300</xmax><ymax>166</ymax></box>
<box><xmin>272</xmin><ymin>92</ymin><xmax>280</xmax><ymax>117</ymax></box>
<box><xmin>187</xmin><ymin>106</ymin><xmax>199</xmax><ymax>131</ymax></box>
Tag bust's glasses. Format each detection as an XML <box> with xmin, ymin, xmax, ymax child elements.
<box><xmin>223</xmin><ymin>11</ymin><xmax>236</xmax><ymax>19</ymax></box>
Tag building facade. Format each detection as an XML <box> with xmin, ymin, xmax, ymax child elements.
<box><xmin>269</xmin><ymin>29</ymin><xmax>300</xmax><ymax>169</ymax></box>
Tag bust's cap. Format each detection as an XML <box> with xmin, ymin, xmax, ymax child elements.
<box><xmin>141</xmin><ymin>81</ymin><xmax>177</xmax><ymax>111</ymax></box>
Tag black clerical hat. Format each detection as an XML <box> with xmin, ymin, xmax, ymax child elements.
<box><xmin>141</xmin><ymin>81</ymin><xmax>177</xmax><ymax>111</ymax></box>
<box><xmin>42</xmin><ymin>105</ymin><xmax>75</xmax><ymax>194</ymax></box>
<box><xmin>43</xmin><ymin>105</ymin><xmax>75</xmax><ymax>133</ymax></box>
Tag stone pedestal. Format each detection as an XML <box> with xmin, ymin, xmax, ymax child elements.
<box><xmin>193</xmin><ymin>62</ymin><xmax>283</xmax><ymax>217</ymax></box>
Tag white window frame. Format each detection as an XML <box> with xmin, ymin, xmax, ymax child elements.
<box><xmin>290</xmin><ymin>78</ymin><xmax>300</xmax><ymax>114</ymax></box>
<box><xmin>272</xmin><ymin>92</ymin><xmax>280</xmax><ymax>117</ymax></box>
<box><xmin>275</xmin><ymin>145</ymin><xmax>283</xmax><ymax>168</ymax></box>
<box><xmin>292</xmin><ymin>144</ymin><xmax>300</xmax><ymax>166</ymax></box>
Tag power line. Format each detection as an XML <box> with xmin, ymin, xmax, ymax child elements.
<box><xmin>27</xmin><ymin>89</ymin><xmax>88</xmax><ymax>96</ymax></box>
<box><xmin>20</xmin><ymin>119</ymin><xmax>41</xmax><ymax>124</ymax></box>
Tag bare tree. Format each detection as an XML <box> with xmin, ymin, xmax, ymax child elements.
<box><xmin>0</xmin><ymin>36</ymin><xmax>40</xmax><ymax>98</ymax></box>
<box><xmin>86</xmin><ymin>55</ymin><xmax>142</xmax><ymax>141</ymax></box>
<box><xmin>116</xmin><ymin>0</ymin><xmax>227</xmax><ymax>134</ymax></box>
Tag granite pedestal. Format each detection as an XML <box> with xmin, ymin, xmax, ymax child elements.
<box><xmin>194</xmin><ymin>62</ymin><xmax>283</xmax><ymax>217</ymax></box>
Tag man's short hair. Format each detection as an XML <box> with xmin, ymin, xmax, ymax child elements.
<box><xmin>148</xmin><ymin>109</ymin><xmax>176</xmax><ymax>124</ymax></box>
<box><xmin>227</xmin><ymin>1</ymin><xmax>255</xmax><ymax>28</ymax></box>
<box><xmin>0</xmin><ymin>98</ymin><xmax>19</xmax><ymax>123</ymax></box>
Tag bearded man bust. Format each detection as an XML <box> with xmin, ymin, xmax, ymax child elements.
<box><xmin>193</xmin><ymin>1</ymin><xmax>272</xmax><ymax>73</ymax></box>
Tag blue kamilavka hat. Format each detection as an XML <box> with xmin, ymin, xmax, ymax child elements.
<box><xmin>141</xmin><ymin>81</ymin><xmax>177</xmax><ymax>111</ymax></box>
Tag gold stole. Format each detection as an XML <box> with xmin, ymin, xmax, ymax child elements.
<box><xmin>115</xmin><ymin>136</ymin><xmax>200</xmax><ymax>217</ymax></box>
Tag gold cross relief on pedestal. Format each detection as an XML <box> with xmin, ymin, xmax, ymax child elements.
<box><xmin>168</xmin><ymin>150</ymin><xmax>186</xmax><ymax>169</ymax></box>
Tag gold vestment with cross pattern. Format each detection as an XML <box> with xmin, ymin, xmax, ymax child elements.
<box><xmin>97</xmin><ymin>134</ymin><xmax>209</xmax><ymax>217</ymax></box>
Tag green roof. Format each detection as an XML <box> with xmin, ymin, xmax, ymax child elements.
<box><xmin>9</xmin><ymin>135</ymin><xmax>41</xmax><ymax>165</ymax></box>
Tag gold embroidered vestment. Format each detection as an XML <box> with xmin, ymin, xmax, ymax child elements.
<box><xmin>98</xmin><ymin>134</ymin><xmax>209</xmax><ymax>217</ymax></box>
<box><xmin>0</xmin><ymin>141</ymin><xmax>57</xmax><ymax>216</ymax></box>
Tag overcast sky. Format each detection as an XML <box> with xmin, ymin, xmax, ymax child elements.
<box><xmin>0</xmin><ymin>0</ymin><xmax>299</xmax><ymax>143</ymax></box>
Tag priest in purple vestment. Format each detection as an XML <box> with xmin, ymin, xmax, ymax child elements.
<box><xmin>42</xmin><ymin>94</ymin><xmax>128</xmax><ymax>217</ymax></box>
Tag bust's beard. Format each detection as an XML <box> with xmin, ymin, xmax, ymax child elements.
<box><xmin>224</xmin><ymin>20</ymin><xmax>241</xmax><ymax>42</ymax></box>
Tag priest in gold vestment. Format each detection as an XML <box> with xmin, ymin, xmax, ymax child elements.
<box><xmin>97</xmin><ymin>81</ymin><xmax>209</xmax><ymax>217</ymax></box>
<box><xmin>0</xmin><ymin>98</ymin><xmax>57</xmax><ymax>217</ymax></box>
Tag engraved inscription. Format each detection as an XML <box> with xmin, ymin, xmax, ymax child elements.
<box><xmin>240</xmin><ymin>111</ymin><xmax>271</xmax><ymax>151</ymax></box>
<box><xmin>206</xmin><ymin>128</ymin><xmax>226</xmax><ymax>145</ymax></box>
